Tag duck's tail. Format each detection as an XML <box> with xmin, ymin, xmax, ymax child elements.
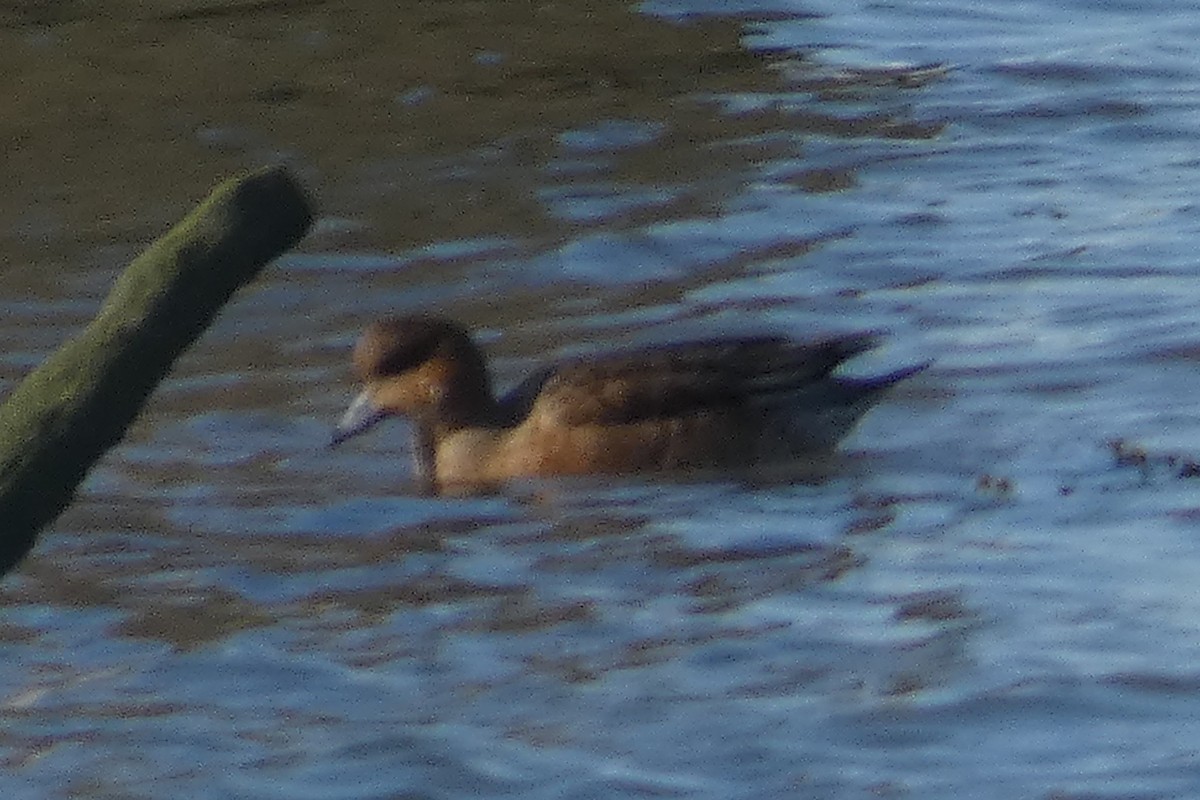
<box><xmin>845</xmin><ymin>361</ymin><xmax>931</xmax><ymax>397</ymax></box>
<box><xmin>783</xmin><ymin>361</ymin><xmax>930</xmax><ymax>450</ymax></box>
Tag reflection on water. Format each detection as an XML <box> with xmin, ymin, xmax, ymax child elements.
<box><xmin>7</xmin><ymin>0</ymin><xmax>1200</xmax><ymax>798</ymax></box>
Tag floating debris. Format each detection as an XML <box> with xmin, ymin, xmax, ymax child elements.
<box><xmin>1107</xmin><ymin>438</ymin><xmax>1200</xmax><ymax>480</ymax></box>
<box><xmin>975</xmin><ymin>473</ymin><xmax>1015</xmax><ymax>496</ymax></box>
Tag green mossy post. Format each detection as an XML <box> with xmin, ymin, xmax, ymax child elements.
<box><xmin>0</xmin><ymin>166</ymin><xmax>313</xmax><ymax>577</ymax></box>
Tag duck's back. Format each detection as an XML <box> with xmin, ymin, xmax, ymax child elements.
<box><xmin>504</xmin><ymin>333</ymin><xmax>875</xmax><ymax>426</ymax></box>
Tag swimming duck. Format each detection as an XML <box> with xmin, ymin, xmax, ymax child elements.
<box><xmin>330</xmin><ymin>316</ymin><xmax>925</xmax><ymax>489</ymax></box>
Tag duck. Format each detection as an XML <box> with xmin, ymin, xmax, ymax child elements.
<box><xmin>330</xmin><ymin>315</ymin><xmax>926</xmax><ymax>489</ymax></box>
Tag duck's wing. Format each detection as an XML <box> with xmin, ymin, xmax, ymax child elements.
<box><xmin>493</xmin><ymin>363</ymin><xmax>558</xmax><ymax>425</ymax></box>
<box><xmin>517</xmin><ymin>333</ymin><xmax>881</xmax><ymax>427</ymax></box>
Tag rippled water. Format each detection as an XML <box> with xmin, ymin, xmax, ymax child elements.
<box><xmin>6</xmin><ymin>0</ymin><xmax>1200</xmax><ymax>798</ymax></box>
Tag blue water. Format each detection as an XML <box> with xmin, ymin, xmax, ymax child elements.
<box><xmin>6</xmin><ymin>1</ymin><xmax>1200</xmax><ymax>798</ymax></box>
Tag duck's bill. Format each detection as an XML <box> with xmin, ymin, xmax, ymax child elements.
<box><xmin>329</xmin><ymin>390</ymin><xmax>389</xmax><ymax>448</ymax></box>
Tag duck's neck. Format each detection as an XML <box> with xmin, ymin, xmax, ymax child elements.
<box><xmin>437</xmin><ymin>383</ymin><xmax>503</xmax><ymax>433</ymax></box>
<box><xmin>409</xmin><ymin>386</ymin><xmax>502</xmax><ymax>482</ymax></box>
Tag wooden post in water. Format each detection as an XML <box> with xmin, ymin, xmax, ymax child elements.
<box><xmin>0</xmin><ymin>166</ymin><xmax>313</xmax><ymax>577</ymax></box>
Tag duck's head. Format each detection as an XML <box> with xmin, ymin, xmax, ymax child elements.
<box><xmin>330</xmin><ymin>316</ymin><xmax>492</xmax><ymax>447</ymax></box>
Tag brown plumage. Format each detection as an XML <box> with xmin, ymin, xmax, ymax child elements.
<box><xmin>331</xmin><ymin>316</ymin><xmax>926</xmax><ymax>489</ymax></box>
